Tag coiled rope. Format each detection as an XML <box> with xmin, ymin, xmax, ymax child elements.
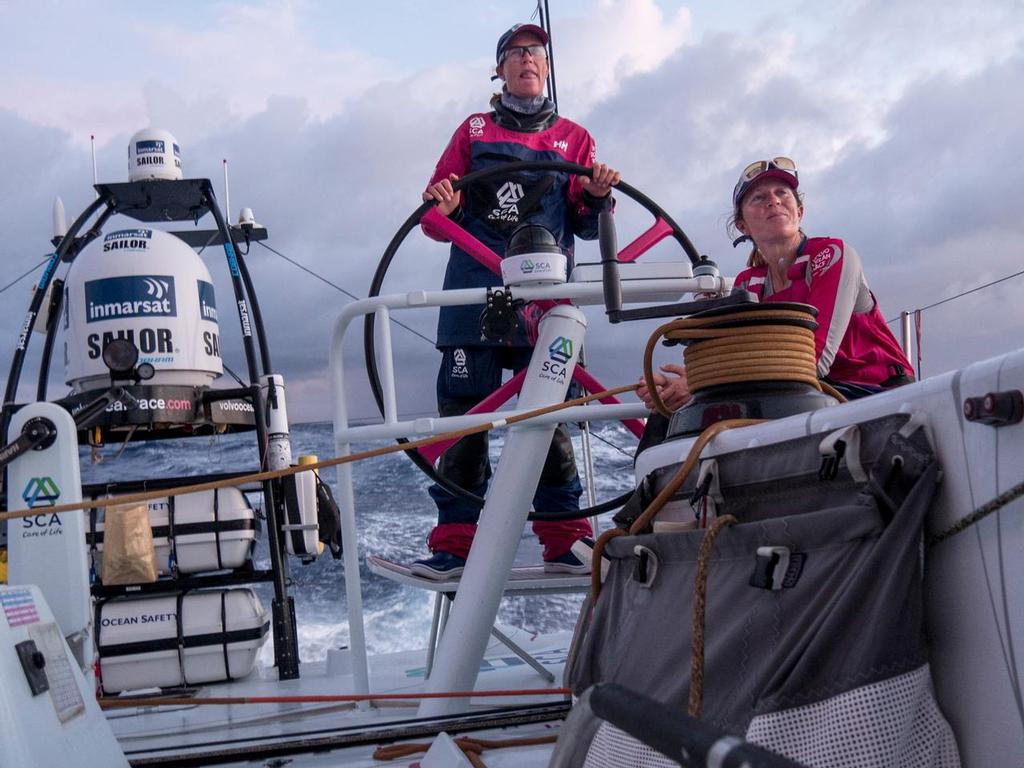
<box><xmin>643</xmin><ymin>306</ymin><xmax>845</xmax><ymax>418</ymax></box>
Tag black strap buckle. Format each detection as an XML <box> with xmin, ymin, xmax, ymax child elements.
<box><xmin>818</xmin><ymin>439</ymin><xmax>846</xmax><ymax>481</ymax></box>
<box><xmin>749</xmin><ymin>546</ymin><xmax>805</xmax><ymax>590</ymax></box>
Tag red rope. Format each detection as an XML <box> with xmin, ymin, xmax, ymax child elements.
<box><xmin>98</xmin><ymin>687</ymin><xmax>572</xmax><ymax>709</ymax></box>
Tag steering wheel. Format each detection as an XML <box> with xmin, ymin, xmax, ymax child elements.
<box><xmin>364</xmin><ymin>160</ymin><xmax>702</xmax><ymax>519</ymax></box>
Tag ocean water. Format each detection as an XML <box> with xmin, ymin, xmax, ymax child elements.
<box><xmin>80</xmin><ymin>420</ymin><xmax>638</xmax><ymax>664</ymax></box>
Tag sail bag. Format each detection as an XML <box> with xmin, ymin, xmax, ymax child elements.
<box><xmin>563</xmin><ymin>414</ymin><xmax>961</xmax><ymax>768</ymax></box>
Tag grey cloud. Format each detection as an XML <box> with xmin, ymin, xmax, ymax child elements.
<box><xmin>2</xmin><ymin>16</ymin><xmax>1023</xmax><ymax>423</ymax></box>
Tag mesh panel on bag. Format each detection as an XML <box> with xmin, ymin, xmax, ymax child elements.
<box><xmin>583</xmin><ymin>722</ymin><xmax>681</xmax><ymax>767</ymax></box>
<box><xmin>745</xmin><ymin>664</ymin><xmax>960</xmax><ymax>768</ymax></box>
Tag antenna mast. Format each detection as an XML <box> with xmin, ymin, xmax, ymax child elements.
<box><xmin>223</xmin><ymin>158</ymin><xmax>231</xmax><ymax>224</ymax></box>
<box><xmin>90</xmin><ymin>134</ymin><xmax>99</xmax><ymax>197</ymax></box>
<box><xmin>536</xmin><ymin>0</ymin><xmax>559</xmax><ymax>110</ymax></box>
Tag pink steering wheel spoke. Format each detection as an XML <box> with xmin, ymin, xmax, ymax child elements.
<box><xmin>617</xmin><ymin>217</ymin><xmax>674</xmax><ymax>264</ymax></box>
<box><xmin>417</xmin><ymin>369</ymin><xmax>528</xmax><ymax>465</ymax></box>
<box><xmin>421</xmin><ymin>208</ymin><xmax>503</xmax><ymax>276</ymax></box>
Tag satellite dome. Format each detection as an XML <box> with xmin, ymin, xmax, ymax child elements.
<box><xmin>128</xmin><ymin>128</ymin><xmax>183</xmax><ymax>182</ymax></box>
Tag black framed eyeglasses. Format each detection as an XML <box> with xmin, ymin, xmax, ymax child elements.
<box><xmin>500</xmin><ymin>44</ymin><xmax>548</xmax><ymax>63</ymax></box>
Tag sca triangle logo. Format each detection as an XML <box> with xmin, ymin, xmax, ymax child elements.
<box><xmin>22</xmin><ymin>477</ymin><xmax>61</xmax><ymax>508</ymax></box>
<box><xmin>548</xmin><ymin>336</ymin><xmax>573</xmax><ymax>364</ymax></box>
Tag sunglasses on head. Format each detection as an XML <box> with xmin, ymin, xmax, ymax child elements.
<box><xmin>733</xmin><ymin>157</ymin><xmax>799</xmax><ymax>207</ymax></box>
<box><xmin>739</xmin><ymin>157</ymin><xmax>798</xmax><ymax>182</ymax></box>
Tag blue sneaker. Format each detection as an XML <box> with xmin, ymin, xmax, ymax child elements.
<box><xmin>544</xmin><ymin>540</ymin><xmax>593</xmax><ymax>575</ymax></box>
<box><xmin>409</xmin><ymin>552</ymin><xmax>467</xmax><ymax>581</ymax></box>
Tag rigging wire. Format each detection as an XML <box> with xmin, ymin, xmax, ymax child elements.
<box><xmin>582</xmin><ymin>424</ymin><xmax>636</xmax><ymax>460</ymax></box>
<box><xmin>0</xmin><ymin>257</ymin><xmax>50</xmax><ymax>295</ymax></box>
<box><xmin>886</xmin><ymin>265</ymin><xmax>1024</xmax><ymax>324</ymax></box>
<box><xmin>254</xmin><ymin>240</ymin><xmax>436</xmax><ymax>346</ymax></box>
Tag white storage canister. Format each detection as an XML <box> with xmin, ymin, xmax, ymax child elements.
<box><xmin>88</xmin><ymin>487</ymin><xmax>256</xmax><ymax>578</ymax></box>
<box><xmin>96</xmin><ymin>588</ymin><xmax>268</xmax><ymax>694</ymax></box>
<box><xmin>283</xmin><ymin>457</ymin><xmax>320</xmax><ymax>558</ymax></box>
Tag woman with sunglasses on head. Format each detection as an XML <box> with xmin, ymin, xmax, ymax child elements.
<box><xmin>730</xmin><ymin>157</ymin><xmax>914</xmax><ymax>399</ymax></box>
<box><xmin>638</xmin><ymin>157</ymin><xmax>914</xmax><ymax>414</ymax></box>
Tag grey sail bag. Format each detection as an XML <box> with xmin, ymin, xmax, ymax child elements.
<box><xmin>563</xmin><ymin>415</ymin><xmax>960</xmax><ymax>768</ymax></box>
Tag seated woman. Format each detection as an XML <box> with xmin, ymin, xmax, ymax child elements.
<box><xmin>639</xmin><ymin>156</ymin><xmax>914</xmax><ymax>412</ymax></box>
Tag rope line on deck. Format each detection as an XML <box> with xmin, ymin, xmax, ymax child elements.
<box><xmin>0</xmin><ymin>384</ymin><xmax>637</xmax><ymax>523</ymax></box>
<box><xmin>97</xmin><ymin>687</ymin><xmax>573</xmax><ymax>709</ymax></box>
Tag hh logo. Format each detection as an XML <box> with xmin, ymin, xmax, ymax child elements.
<box><xmin>552</xmin><ymin>139</ymin><xmax>568</xmax><ymax>151</ymax></box>
<box><xmin>22</xmin><ymin>477</ymin><xmax>61</xmax><ymax>508</ymax></box>
<box><xmin>548</xmin><ymin>336</ymin><xmax>573</xmax><ymax>364</ymax></box>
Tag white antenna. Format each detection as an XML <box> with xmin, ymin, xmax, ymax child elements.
<box><xmin>90</xmin><ymin>134</ymin><xmax>98</xmax><ymax>193</ymax></box>
<box><xmin>223</xmin><ymin>158</ymin><xmax>231</xmax><ymax>225</ymax></box>
<box><xmin>52</xmin><ymin>197</ymin><xmax>67</xmax><ymax>245</ymax></box>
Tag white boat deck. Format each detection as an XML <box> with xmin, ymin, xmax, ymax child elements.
<box><xmin>106</xmin><ymin>627</ymin><xmax>574</xmax><ymax>765</ymax></box>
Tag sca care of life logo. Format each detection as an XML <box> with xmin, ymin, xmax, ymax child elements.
<box><xmin>22</xmin><ymin>477</ymin><xmax>61</xmax><ymax>508</ymax></box>
<box><xmin>450</xmin><ymin>348</ymin><xmax>470</xmax><ymax>380</ymax></box>
<box><xmin>488</xmin><ymin>181</ymin><xmax>525</xmax><ymax>223</ymax></box>
<box><xmin>519</xmin><ymin>259</ymin><xmax>552</xmax><ymax>275</ymax></box>
<box><xmin>540</xmin><ymin>336</ymin><xmax>574</xmax><ymax>383</ymax></box>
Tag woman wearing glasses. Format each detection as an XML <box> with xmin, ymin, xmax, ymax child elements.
<box><xmin>639</xmin><ymin>157</ymin><xmax>914</xmax><ymax>411</ymax></box>
<box><xmin>412</xmin><ymin>23</ymin><xmax>619</xmax><ymax>580</ymax></box>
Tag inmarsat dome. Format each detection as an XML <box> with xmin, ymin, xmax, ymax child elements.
<box><xmin>128</xmin><ymin>128</ymin><xmax>183</xmax><ymax>182</ymax></box>
<box><xmin>63</xmin><ymin>227</ymin><xmax>222</xmax><ymax>393</ymax></box>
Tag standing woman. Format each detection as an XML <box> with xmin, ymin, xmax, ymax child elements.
<box><xmin>412</xmin><ymin>23</ymin><xmax>620</xmax><ymax>580</ymax></box>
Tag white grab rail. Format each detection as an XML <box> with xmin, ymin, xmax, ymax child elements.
<box><xmin>328</xmin><ymin>269</ymin><xmax>721</xmax><ymax>694</ymax></box>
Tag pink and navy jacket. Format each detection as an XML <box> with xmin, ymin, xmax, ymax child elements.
<box><xmin>734</xmin><ymin>237</ymin><xmax>914</xmax><ymax>388</ymax></box>
<box><xmin>423</xmin><ymin>100</ymin><xmax>609</xmax><ymax>347</ymax></box>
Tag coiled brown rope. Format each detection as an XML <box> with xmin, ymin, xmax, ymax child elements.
<box><xmin>688</xmin><ymin>514</ymin><xmax>737</xmax><ymax>717</ymax></box>
<box><xmin>643</xmin><ymin>307</ymin><xmax>843</xmax><ymax>418</ymax></box>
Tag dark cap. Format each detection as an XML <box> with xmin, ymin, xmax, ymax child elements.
<box><xmin>496</xmin><ymin>23</ymin><xmax>549</xmax><ymax>64</ymax></box>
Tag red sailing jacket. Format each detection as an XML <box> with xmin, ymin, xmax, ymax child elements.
<box><xmin>734</xmin><ymin>237</ymin><xmax>914</xmax><ymax>387</ymax></box>
<box><xmin>423</xmin><ymin>102</ymin><xmax>606</xmax><ymax>347</ymax></box>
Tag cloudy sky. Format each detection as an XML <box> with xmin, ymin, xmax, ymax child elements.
<box><xmin>1</xmin><ymin>0</ymin><xmax>1022</xmax><ymax>423</ymax></box>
